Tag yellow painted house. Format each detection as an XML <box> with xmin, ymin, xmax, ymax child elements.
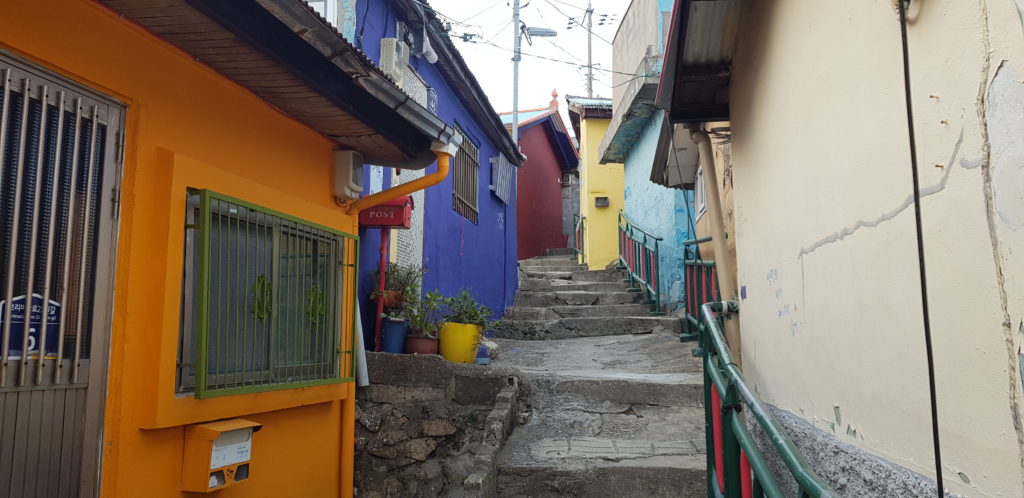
<box><xmin>567</xmin><ymin>96</ymin><xmax>623</xmax><ymax>269</ymax></box>
<box><xmin>0</xmin><ymin>0</ymin><xmax>456</xmax><ymax>496</ymax></box>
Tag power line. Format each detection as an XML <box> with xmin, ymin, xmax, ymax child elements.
<box><xmin>457</xmin><ymin>1</ymin><xmax>505</xmax><ymax>24</ymax></box>
<box><xmin>532</xmin><ymin>7</ymin><xmax>585</xmax><ymax>63</ymax></box>
<box><xmin>542</xmin><ymin>0</ymin><xmax>612</xmax><ymax>44</ymax></box>
<box><xmin>479</xmin><ymin>39</ymin><xmax>652</xmax><ymax>77</ymax></box>
<box><xmin>545</xmin><ymin>0</ymin><xmax>587</xmax><ymax>11</ymax></box>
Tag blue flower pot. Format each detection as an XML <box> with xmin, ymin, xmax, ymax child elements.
<box><xmin>381</xmin><ymin>318</ymin><xmax>409</xmax><ymax>354</ymax></box>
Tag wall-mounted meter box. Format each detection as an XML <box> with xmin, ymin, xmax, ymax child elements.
<box><xmin>594</xmin><ymin>196</ymin><xmax>610</xmax><ymax>208</ymax></box>
<box><xmin>334</xmin><ymin>149</ymin><xmax>364</xmax><ymax>205</ymax></box>
<box><xmin>181</xmin><ymin>418</ymin><xmax>262</xmax><ymax>493</ymax></box>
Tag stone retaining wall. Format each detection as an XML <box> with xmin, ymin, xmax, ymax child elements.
<box><xmin>355</xmin><ymin>353</ymin><xmax>522</xmax><ymax>497</ymax></box>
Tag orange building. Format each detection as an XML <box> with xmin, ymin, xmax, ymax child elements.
<box><xmin>0</xmin><ymin>0</ymin><xmax>455</xmax><ymax>496</ymax></box>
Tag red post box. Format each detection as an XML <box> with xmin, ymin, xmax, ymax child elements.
<box><xmin>358</xmin><ymin>195</ymin><xmax>414</xmax><ymax>229</ymax></box>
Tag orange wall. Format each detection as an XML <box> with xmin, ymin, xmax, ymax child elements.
<box><xmin>2</xmin><ymin>0</ymin><xmax>357</xmax><ymax>496</ymax></box>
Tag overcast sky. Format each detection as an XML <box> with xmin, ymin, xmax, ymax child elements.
<box><xmin>427</xmin><ymin>0</ymin><xmax>629</xmax><ymax>127</ymax></box>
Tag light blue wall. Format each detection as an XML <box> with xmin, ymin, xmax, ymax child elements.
<box><xmin>622</xmin><ymin>112</ymin><xmax>693</xmax><ymax>313</ymax></box>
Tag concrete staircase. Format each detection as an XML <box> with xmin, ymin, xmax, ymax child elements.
<box><xmin>490</xmin><ymin>250</ymin><xmax>706</xmax><ymax>497</ymax></box>
<box><xmin>493</xmin><ymin>252</ymin><xmax>682</xmax><ymax>341</ymax></box>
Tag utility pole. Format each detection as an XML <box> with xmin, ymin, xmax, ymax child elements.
<box><xmin>512</xmin><ymin>0</ymin><xmax>522</xmax><ymax>145</ymax></box>
<box><xmin>585</xmin><ymin>0</ymin><xmax>593</xmax><ymax>97</ymax></box>
<box><xmin>511</xmin><ymin>2</ymin><xmax>557</xmax><ymax>146</ymax></box>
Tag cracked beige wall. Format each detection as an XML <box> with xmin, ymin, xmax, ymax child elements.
<box><xmin>728</xmin><ymin>0</ymin><xmax>1024</xmax><ymax>496</ymax></box>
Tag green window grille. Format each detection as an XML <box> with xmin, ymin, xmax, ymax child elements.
<box><xmin>177</xmin><ymin>189</ymin><xmax>357</xmax><ymax>398</ymax></box>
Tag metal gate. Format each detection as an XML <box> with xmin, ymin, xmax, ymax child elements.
<box><xmin>0</xmin><ymin>53</ymin><xmax>123</xmax><ymax>497</ymax></box>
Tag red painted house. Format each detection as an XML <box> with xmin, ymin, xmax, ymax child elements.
<box><xmin>500</xmin><ymin>91</ymin><xmax>580</xmax><ymax>260</ymax></box>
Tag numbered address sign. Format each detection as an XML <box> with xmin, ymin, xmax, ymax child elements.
<box><xmin>0</xmin><ymin>294</ymin><xmax>61</xmax><ymax>360</ymax></box>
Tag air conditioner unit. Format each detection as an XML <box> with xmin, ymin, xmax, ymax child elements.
<box><xmin>379</xmin><ymin>38</ymin><xmax>410</xmax><ymax>81</ymax></box>
<box><xmin>334</xmin><ymin>150</ymin><xmax>364</xmax><ymax>205</ymax></box>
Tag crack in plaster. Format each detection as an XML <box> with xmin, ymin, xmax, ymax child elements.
<box><xmin>798</xmin><ymin>128</ymin><xmax>968</xmax><ymax>258</ymax></box>
<box><xmin>982</xmin><ymin>38</ymin><xmax>1024</xmax><ymax>481</ymax></box>
<box><xmin>1015</xmin><ymin>0</ymin><xmax>1024</xmax><ymax>32</ymax></box>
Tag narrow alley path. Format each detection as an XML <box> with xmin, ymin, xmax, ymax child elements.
<box><xmin>490</xmin><ymin>251</ymin><xmax>707</xmax><ymax>497</ymax></box>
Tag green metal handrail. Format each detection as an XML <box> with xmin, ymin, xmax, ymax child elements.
<box><xmin>617</xmin><ymin>211</ymin><xmax>664</xmax><ymax>316</ymax></box>
<box><xmin>573</xmin><ymin>215</ymin><xmax>586</xmax><ymax>265</ymax></box>
<box><xmin>619</xmin><ymin>210</ymin><xmax>663</xmax><ymax>241</ymax></box>
<box><xmin>681</xmin><ymin>237</ymin><xmax>716</xmax><ymax>342</ymax></box>
<box><xmin>698</xmin><ymin>301</ymin><xmax>836</xmax><ymax>498</ymax></box>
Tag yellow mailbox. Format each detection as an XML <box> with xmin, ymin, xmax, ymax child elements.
<box><xmin>182</xmin><ymin>418</ymin><xmax>262</xmax><ymax>493</ymax></box>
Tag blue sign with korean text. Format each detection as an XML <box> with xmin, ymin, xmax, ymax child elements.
<box><xmin>0</xmin><ymin>294</ymin><xmax>60</xmax><ymax>360</ymax></box>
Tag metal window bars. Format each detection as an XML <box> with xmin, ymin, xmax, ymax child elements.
<box><xmin>179</xmin><ymin>189</ymin><xmax>357</xmax><ymax>398</ymax></box>
<box><xmin>697</xmin><ymin>301</ymin><xmax>836</xmax><ymax>498</ymax></box>
<box><xmin>0</xmin><ymin>67</ymin><xmax>113</xmax><ymax>389</ymax></box>
<box><xmin>0</xmin><ymin>54</ymin><xmax>124</xmax><ymax>497</ymax></box>
<box><xmin>616</xmin><ymin>211</ymin><xmax>664</xmax><ymax>316</ymax></box>
<box><xmin>453</xmin><ymin>132</ymin><xmax>479</xmax><ymax>223</ymax></box>
<box><xmin>489</xmin><ymin>154</ymin><xmax>515</xmax><ymax>205</ymax></box>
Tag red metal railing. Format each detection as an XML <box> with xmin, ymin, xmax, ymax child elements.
<box><xmin>617</xmin><ymin>211</ymin><xmax>664</xmax><ymax>315</ymax></box>
<box><xmin>698</xmin><ymin>301</ymin><xmax>836</xmax><ymax>498</ymax></box>
<box><xmin>682</xmin><ymin>236</ymin><xmax>716</xmax><ymax>340</ymax></box>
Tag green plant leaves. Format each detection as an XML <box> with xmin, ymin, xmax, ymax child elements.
<box><xmin>251</xmin><ymin>273</ymin><xmax>273</xmax><ymax>319</ymax></box>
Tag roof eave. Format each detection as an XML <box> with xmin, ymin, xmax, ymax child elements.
<box><xmin>396</xmin><ymin>0</ymin><xmax>524</xmax><ymax>165</ymax></box>
<box><xmin>655</xmin><ymin>0</ymin><xmax>739</xmax><ymax>124</ymax></box>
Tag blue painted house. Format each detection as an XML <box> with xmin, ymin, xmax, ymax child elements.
<box><xmin>598</xmin><ymin>0</ymin><xmax>693</xmax><ymax>312</ymax></box>
<box><xmin>308</xmin><ymin>0</ymin><xmax>523</xmax><ymax>338</ymax></box>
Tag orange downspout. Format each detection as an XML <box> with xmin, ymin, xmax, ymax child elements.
<box><xmin>340</xmin><ymin>149</ymin><xmax>452</xmax><ymax>497</ymax></box>
<box><xmin>340</xmin><ymin>385</ymin><xmax>355</xmax><ymax>497</ymax></box>
<box><xmin>345</xmin><ymin>150</ymin><xmax>452</xmax><ymax>214</ymax></box>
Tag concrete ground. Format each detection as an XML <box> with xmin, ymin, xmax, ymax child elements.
<box><xmin>491</xmin><ymin>331</ymin><xmax>707</xmax><ymax>497</ymax></box>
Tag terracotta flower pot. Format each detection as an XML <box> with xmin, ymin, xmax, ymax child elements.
<box><xmin>376</xmin><ymin>290</ymin><xmax>403</xmax><ymax>309</ymax></box>
<box><xmin>405</xmin><ymin>336</ymin><xmax>438</xmax><ymax>355</ymax></box>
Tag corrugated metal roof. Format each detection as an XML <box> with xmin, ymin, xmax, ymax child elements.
<box><xmin>565</xmin><ymin>95</ymin><xmax>613</xmax><ymax>110</ymax></box>
<box><xmin>102</xmin><ymin>0</ymin><xmax>453</xmax><ymax>167</ymax></box>
<box><xmin>498</xmin><ymin>109</ymin><xmax>550</xmax><ymax>125</ymax></box>
<box><xmin>680</xmin><ymin>0</ymin><xmax>739</xmax><ymax>66</ymax></box>
<box><xmin>656</xmin><ymin>0</ymin><xmax>738</xmax><ymax>123</ymax></box>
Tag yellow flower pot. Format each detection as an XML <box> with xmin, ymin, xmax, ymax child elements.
<box><xmin>439</xmin><ymin>322</ymin><xmax>482</xmax><ymax>364</ymax></box>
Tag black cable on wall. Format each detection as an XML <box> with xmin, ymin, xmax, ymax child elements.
<box><xmin>896</xmin><ymin>1</ymin><xmax>945</xmax><ymax>495</ymax></box>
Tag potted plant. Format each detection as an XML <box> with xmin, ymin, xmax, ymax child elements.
<box><xmin>404</xmin><ymin>290</ymin><xmax>445</xmax><ymax>355</ymax></box>
<box><xmin>371</xmin><ymin>263</ymin><xmax>426</xmax><ymax>310</ymax></box>
<box><xmin>439</xmin><ymin>290</ymin><xmax>492</xmax><ymax>364</ymax></box>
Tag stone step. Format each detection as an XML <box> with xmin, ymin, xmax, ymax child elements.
<box><xmin>519</xmin><ymin>279</ymin><xmax>628</xmax><ymax>293</ymax></box>
<box><xmin>545</xmin><ymin>248</ymin><xmax>576</xmax><ymax>256</ymax></box>
<box><xmin>497</xmin><ymin>457</ymin><xmax>705</xmax><ymax>498</ymax></box>
<box><xmin>492</xmin><ymin>316</ymin><xmax>682</xmax><ymax>340</ymax></box>
<box><xmin>496</xmin><ymin>403</ymin><xmax>706</xmax><ymax>498</ymax></box>
<box><xmin>494</xmin><ymin>333</ymin><xmax>706</xmax><ymax>497</ymax></box>
<box><xmin>569</xmin><ymin>269</ymin><xmax>626</xmax><ymax>283</ymax></box>
<box><xmin>514</xmin><ymin>291</ymin><xmax>639</xmax><ymax>307</ymax></box>
<box><xmin>493</xmin><ymin>333</ymin><xmax>704</xmax><ymax>405</ymax></box>
<box><xmin>519</xmin><ymin>258</ymin><xmax>584</xmax><ymax>268</ymax></box>
<box><xmin>522</xmin><ymin>265</ymin><xmax>589</xmax><ymax>274</ymax></box>
<box><xmin>523</xmin><ymin>270</ymin><xmax>573</xmax><ymax>280</ymax></box>
<box><xmin>502</xmin><ymin>304</ymin><xmax>655</xmax><ymax>320</ymax></box>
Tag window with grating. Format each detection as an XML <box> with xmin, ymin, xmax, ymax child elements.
<box><xmin>452</xmin><ymin>131</ymin><xmax>479</xmax><ymax>223</ymax></box>
<box><xmin>177</xmin><ymin>189</ymin><xmax>356</xmax><ymax>398</ymax></box>
<box><xmin>489</xmin><ymin>154</ymin><xmax>515</xmax><ymax>205</ymax></box>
